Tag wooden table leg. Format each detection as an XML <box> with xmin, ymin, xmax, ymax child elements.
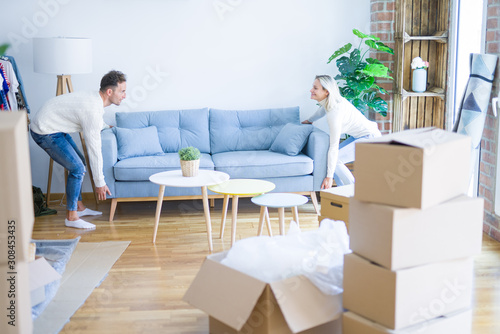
<box><xmin>220</xmin><ymin>195</ymin><xmax>229</xmax><ymax>239</ymax></box>
<box><xmin>292</xmin><ymin>206</ymin><xmax>299</xmax><ymax>227</ymax></box>
<box><xmin>231</xmin><ymin>195</ymin><xmax>239</xmax><ymax>246</ymax></box>
<box><xmin>152</xmin><ymin>185</ymin><xmax>165</xmax><ymax>244</ymax></box>
<box><xmin>257</xmin><ymin>206</ymin><xmax>265</xmax><ymax>236</ymax></box>
<box><xmin>264</xmin><ymin>207</ymin><xmax>272</xmax><ymax>236</ymax></box>
<box><xmin>278</xmin><ymin>207</ymin><xmax>285</xmax><ymax>235</ymax></box>
<box><xmin>201</xmin><ymin>186</ymin><xmax>213</xmax><ymax>253</ymax></box>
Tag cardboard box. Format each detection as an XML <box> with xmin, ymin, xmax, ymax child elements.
<box><xmin>320</xmin><ymin>184</ymin><xmax>354</xmax><ymax>227</ymax></box>
<box><xmin>0</xmin><ymin>112</ymin><xmax>34</xmax><ymax>264</ymax></box>
<box><xmin>343</xmin><ymin>253</ymin><xmax>473</xmax><ymax>330</ymax></box>
<box><xmin>354</xmin><ymin>127</ymin><xmax>471</xmax><ymax>209</ymax></box>
<box><xmin>349</xmin><ymin>195</ymin><xmax>484</xmax><ymax>270</ymax></box>
<box><xmin>183</xmin><ymin>252</ymin><xmax>343</xmax><ymax>334</ymax></box>
<box><xmin>29</xmin><ymin>257</ymin><xmax>62</xmax><ymax>307</ymax></box>
<box><xmin>343</xmin><ymin>309</ymin><xmax>472</xmax><ymax>334</ymax></box>
<box><xmin>0</xmin><ymin>262</ymin><xmax>33</xmax><ymax>334</ymax></box>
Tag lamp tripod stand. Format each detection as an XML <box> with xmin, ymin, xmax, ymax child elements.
<box><xmin>45</xmin><ymin>74</ymin><xmax>99</xmax><ymax>207</ymax></box>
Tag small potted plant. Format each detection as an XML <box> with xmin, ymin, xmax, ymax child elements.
<box><xmin>411</xmin><ymin>57</ymin><xmax>430</xmax><ymax>93</ymax></box>
<box><xmin>178</xmin><ymin>146</ymin><xmax>201</xmax><ymax>177</ymax></box>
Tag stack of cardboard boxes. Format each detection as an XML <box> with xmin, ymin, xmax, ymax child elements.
<box><xmin>342</xmin><ymin>128</ymin><xmax>483</xmax><ymax>333</ymax></box>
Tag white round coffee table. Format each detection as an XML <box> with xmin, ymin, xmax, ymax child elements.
<box><xmin>251</xmin><ymin>193</ymin><xmax>309</xmax><ymax>236</ymax></box>
<box><xmin>149</xmin><ymin>169</ymin><xmax>230</xmax><ymax>252</ymax></box>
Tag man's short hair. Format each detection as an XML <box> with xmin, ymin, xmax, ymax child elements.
<box><xmin>100</xmin><ymin>70</ymin><xmax>126</xmax><ymax>92</ymax></box>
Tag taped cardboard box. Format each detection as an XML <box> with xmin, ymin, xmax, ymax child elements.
<box><xmin>343</xmin><ymin>309</ymin><xmax>472</xmax><ymax>334</ymax></box>
<box><xmin>320</xmin><ymin>184</ymin><xmax>354</xmax><ymax>227</ymax></box>
<box><xmin>354</xmin><ymin>127</ymin><xmax>471</xmax><ymax>209</ymax></box>
<box><xmin>0</xmin><ymin>262</ymin><xmax>33</xmax><ymax>334</ymax></box>
<box><xmin>29</xmin><ymin>257</ymin><xmax>62</xmax><ymax>307</ymax></box>
<box><xmin>183</xmin><ymin>252</ymin><xmax>343</xmax><ymax>334</ymax></box>
<box><xmin>0</xmin><ymin>112</ymin><xmax>34</xmax><ymax>264</ymax></box>
<box><xmin>343</xmin><ymin>253</ymin><xmax>473</xmax><ymax>330</ymax></box>
<box><xmin>349</xmin><ymin>195</ymin><xmax>484</xmax><ymax>270</ymax></box>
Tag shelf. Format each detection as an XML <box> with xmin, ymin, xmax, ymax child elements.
<box><xmin>401</xmin><ymin>87</ymin><xmax>445</xmax><ymax>100</ymax></box>
<box><xmin>403</xmin><ymin>31</ymin><xmax>448</xmax><ymax>44</ymax></box>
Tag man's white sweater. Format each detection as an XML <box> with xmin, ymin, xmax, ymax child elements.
<box><xmin>30</xmin><ymin>91</ymin><xmax>108</xmax><ymax>188</ymax></box>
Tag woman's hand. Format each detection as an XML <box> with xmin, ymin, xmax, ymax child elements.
<box><xmin>96</xmin><ymin>185</ymin><xmax>112</xmax><ymax>201</ymax></box>
<box><xmin>301</xmin><ymin>120</ymin><xmax>312</xmax><ymax>124</ymax></box>
<box><xmin>321</xmin><ymin>177</ymin><xmax>333</xmax><ymax>189</ymax></box>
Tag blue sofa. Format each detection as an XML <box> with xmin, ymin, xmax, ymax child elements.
<box><xmin>101</xmin><ymin>107</ymin><xmax>329</xmax><ymax>221</ymax></box>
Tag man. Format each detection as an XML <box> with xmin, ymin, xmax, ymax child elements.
<box><xmin>30</xmin><ymin>70</ymin><xmax>127</xmax><ymax>229</ymax></box>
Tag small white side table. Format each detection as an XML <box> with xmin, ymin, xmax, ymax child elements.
<box><xmin>149</xmin><ymin>170</ymin><xmax>229</xmax><ymax>252</ymax></box>
<box><xmin>251</xmin><ymin>193</ymin><xmax>308</xmax><ymax>236</ymax></box>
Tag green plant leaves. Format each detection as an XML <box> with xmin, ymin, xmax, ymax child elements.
<box><xmin>361</xmin><ymin>64</ymin><xmax>393</xmax><ymax>79</ymax></box>
<box><xmin>347</xmin><ymin>76</ymin><xmax>375</xmax><ymax>92</ymax></box>
<box><xmin>365</xmin><ymin>40</ymin><xmax>394</xmax><ymax>54</ymax></box>
<box><xmin>0</xmin><ymin>43</ymin><xmax>10</xmax><ymax>56</ymax></box>
<box><xmin>353</xmin><ymin>29</ymin><xmax>380</xmax><ymax>41</ymax></box>
<box><xmin>327</xmin><ymin>43</ymin><xmax>352</xmax><ymax>64</ymax></box>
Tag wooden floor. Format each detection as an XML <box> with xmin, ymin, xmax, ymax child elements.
<box><xmin>32</xmin><ymin>197</ymin><xmax>500</xmax><ymax>333</ymax></box>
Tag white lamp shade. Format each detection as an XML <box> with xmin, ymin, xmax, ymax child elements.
<box><xmin>33</xmin><ymin>37</ymin><xmax>92</xmax><ymax>75</ymax></box>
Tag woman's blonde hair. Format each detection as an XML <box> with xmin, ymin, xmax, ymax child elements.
<box><xmin>315</xmin><ymin>75</ymin><xmax>343</xmax><ymax>111</ymax></box>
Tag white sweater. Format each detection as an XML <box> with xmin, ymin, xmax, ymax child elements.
<box><xmin>308</xmin><ymin>98</ymin><xmax>381</xmax><ymax>178</ymax></box>
<box><xmin>30</xmin><ymin>91</ymin><xmax>108</xmax><ymax>188</ymax></box>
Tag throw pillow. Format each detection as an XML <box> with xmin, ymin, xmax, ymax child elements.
<box><xmin>115</xmin><ymin>126</ymin><xmax>164</xmax><ymax>160</ymax></box>
<box><xmin>270</xmin><ymin>123</ymin><xmax>314</xmax><ymax>156</ymax></box>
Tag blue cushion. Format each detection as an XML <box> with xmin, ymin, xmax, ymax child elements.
<box><xmin>114</xmin><ymin>126</ymin><xmax>164</xmax><ymax>160</ymax></box>
<box><xmin>116</xmin><ymin>109</ymin><xmax>210</xmax><ymax>153</ymax></box>
<box><xmin>209</xmin><ymin>107</ymin><xmax>300</xmax><ymax>154</ymax></box>
<box><xmin>270</xmin><ymin>123</ymin><xmax>314</xmax><ymax>156</ymax></box>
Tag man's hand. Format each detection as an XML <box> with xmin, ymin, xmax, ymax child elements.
<box><xmin>302</xmin><ymin>120</ymin><xmax>312</xmax><ymax>124</ymax></box>
<box><xmin>320</xmin><ymin>177</ymin><xmax>333</xmax><ymax>189</ymax></box>
<box><xmin>96</xmin><ymin>185</ymin><xmax>112</xmax><ymax>201</ymax></box>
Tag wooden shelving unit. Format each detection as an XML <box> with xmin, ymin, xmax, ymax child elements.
<box><xmin>393</xmin><ymin>0</ymin><xmax>452</xmax><ymax>132</ymax></box>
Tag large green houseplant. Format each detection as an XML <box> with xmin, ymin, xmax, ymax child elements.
<box><xmin>328</xmin><ymin>29</ymin><xmax>394</xmax><ymax>117</ymax></box>
<box><xmin>0</xmin><ymin>43</ymin><xmax>9</xmax><ymax>56</ymax></box>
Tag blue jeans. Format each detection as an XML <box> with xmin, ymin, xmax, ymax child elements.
<box><xmin>31</xmin><ymin>131</ymin><xmax>85</xmax><ymax>211</ymax></box>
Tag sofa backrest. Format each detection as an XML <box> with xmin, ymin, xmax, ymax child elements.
<box><xmin>209</xmin><ymin>107</ymin><xmax>300</xmax><ymax>154</ymax></box>
<box><xmin>115</xmin><ymin>108</ymin><xmax>210</xmax><ymax>153</ymax></box>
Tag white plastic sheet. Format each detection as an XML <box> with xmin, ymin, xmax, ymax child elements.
<box><xmin>221</xmin><ymin>219</ymin><xmax>351</xmax><ymax>295</ymax></box>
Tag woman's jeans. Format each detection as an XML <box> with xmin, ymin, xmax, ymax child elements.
<box><xmin>334</xmin><ymin>135</ymin><xmax>374</xmax><ymax>186</ymax></box>
<box><xmin>30</xmin><ymin>131</ymin><xmax>85</xmax><ymax>211</ymax></box>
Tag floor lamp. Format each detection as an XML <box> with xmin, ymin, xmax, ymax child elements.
<box><xmin>33</xmin><ymin>37</ymin><xmax>98</xmax><ymax>207</ymax></box>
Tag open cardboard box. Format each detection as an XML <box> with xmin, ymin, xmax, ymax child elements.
<box><xmin>183</xmin><ymin>252</ymin><xmax>343</xmax><ymax>334</ymax></box>
<box><xmin>343</xmin><ymin>309</ymin><xmax>472</xmax><ymax>334</ymax></box>
<box><xmin>354</xmin><ymin>127</ymin><xmax>471</xmax><ymax>209</ymax></box>
<box><xmin>343</xmin><ymin>253</ymin><xmax>473</xmax><ymax>330</ymax></box>
<box><xmin>349</xmin><ymin>195</ymin><xmax>484</xmax><ymax>270</ymax></box>
<box><xmin>29</xmin><ymin>257</ymin><xmax>62</xmax><ymax>307</ymax></box>
<box><xmin>0</xmin><ymin>112</ymin><xmax>34</xmax><ymax>264</ymax></box>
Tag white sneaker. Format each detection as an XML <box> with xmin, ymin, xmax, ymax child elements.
<box><xmin>77</xmin><ymin>208</ymin><xmax>102</xmax><ymax>217</ymax></box>
<box><xmin>65</xmin><ymin>218</ymin><xmax>96</xmax><ymax>230</ymax></box>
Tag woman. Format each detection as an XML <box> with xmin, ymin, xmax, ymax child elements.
<box><xmin>302</xmin><ymin>75</ymin><xmax>381</xmax><ymax>189</ymax></box>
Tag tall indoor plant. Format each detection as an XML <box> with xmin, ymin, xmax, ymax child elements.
<box><xmin>328</xmin><ymin>29</ymin><xmax>394</xmax><ymax>117</ymax></box>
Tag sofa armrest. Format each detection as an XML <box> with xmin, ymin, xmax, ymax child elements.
<box><xmin>101</xmin><ymin>128</ymin><xmax>118</xmax><ymax>197</ymax></box>
<box><xmin>303</xmin><ymin>127</ymin><xmax>329</xmax><ymax>190</ymax></box>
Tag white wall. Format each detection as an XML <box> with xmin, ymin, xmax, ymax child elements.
<box><xmin>1</xmin><ymin>0</ymin><xmax>370</xmax><ymax>193</ymax></box>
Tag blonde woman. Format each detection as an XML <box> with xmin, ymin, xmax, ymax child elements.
<box><xmin>302</xmin><ymin>75</ymin><xmax>381</xmax><ymax>189</ymax></box>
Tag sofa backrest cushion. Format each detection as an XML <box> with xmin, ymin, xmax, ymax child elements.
<box><xmin>115</xmin><ymin>108</ymin><xmax>210</xmax><ymax>153</ymax></box>
<box><xmin>209</xmin><ymin>107</ymin><xmax>300</xmax><ymax>154</ymax></box>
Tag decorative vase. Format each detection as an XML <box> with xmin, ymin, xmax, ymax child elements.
<box><xmin>180</xmin><ymin>159</ymin><xmax>200</xmax><ymax>177</ymax></box>
<box><xmin>412</xmin><ymin>68</ymin><xmax>427</xmax><ymax>93</ymax></box>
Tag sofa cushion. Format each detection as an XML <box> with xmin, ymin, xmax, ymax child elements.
<box><xmin>114</xmin><ymin>153</ymin><xmax>214</xmax><ymax>181</ymax></box>
<box><xmin>210</xmin><ymin>107</ymin><xmax>300</xmax><ymax>154</ymax></box>
<box><xmin>270</xmin><ymin>123</ymin><xmax>314</xmax><ymax>156</ymax></box>
<box><xmin>116</xmin><ymin>108</ymin><xmax>210</xmax><ymax>153</ymax></box>
<box><xmin>114</xmin><ymin>126</ymin><xmax>164</xmax><ymax>160</ymax></box>
<box><xmin>212</xmin><ymin>150</ymin><xmax>313</xmax><ymax>179</ymax></box>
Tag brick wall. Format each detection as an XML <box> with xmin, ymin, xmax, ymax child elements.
<box><xmin>480</xmin><ymin>0</ymin><xmax>500</xmax><ymax>241</ymax></box>
<box><xmin>370</xmin><ymin>0</ymin><xmax>396</xmax><ymax>134</ymax></box>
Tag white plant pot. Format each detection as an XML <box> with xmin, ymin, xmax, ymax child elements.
<box><xmin>412</xmin><ymin>68</ymin><xmax>427</xmax><ymax>93</ymax></box>
<box><xmin>180</xmin><ymin>159</ymin><xmax>200</xmax><ymax>177</ymax></box>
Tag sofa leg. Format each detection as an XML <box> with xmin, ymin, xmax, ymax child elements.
<box><xmin>109</xmin><ymin>198</ymin><xmax>118</xmax><ymax>222</ymax></box>
<box><xmin>310</xmin><ymin>191</ymin><xmax>320</xmax><ymax>215</ymax></box>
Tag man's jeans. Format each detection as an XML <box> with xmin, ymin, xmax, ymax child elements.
<box><xmin>31</xmin><ymin>131</ymin><xmax>85</xmax><ymax>211</ymax></box>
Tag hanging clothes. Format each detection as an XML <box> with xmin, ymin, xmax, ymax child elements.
<box><xmin>0</xmin><ymin>60</ymin><xmax>19</xmax><ymax>110</ymax></box>
<box><xmin>0</xmin><ymin>56</ymin><xmax>30</xmax><ymax>113</ymax></box>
